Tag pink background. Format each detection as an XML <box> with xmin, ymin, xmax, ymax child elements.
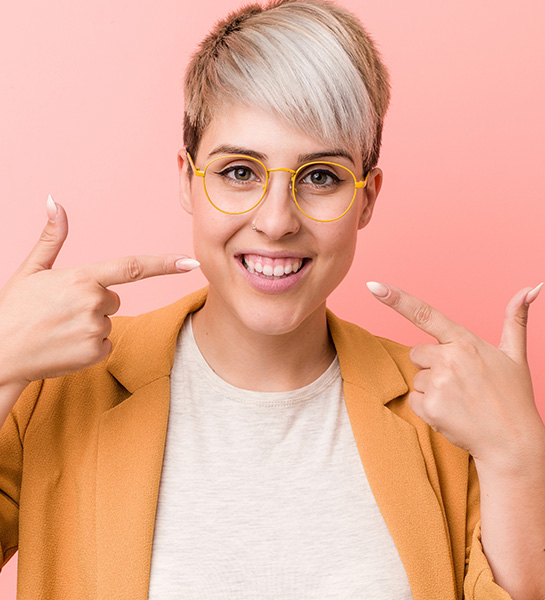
<box><xmin>1</xmin><ymin>0</ymin><xmax>543</xmax><ymax>594</ymax></box>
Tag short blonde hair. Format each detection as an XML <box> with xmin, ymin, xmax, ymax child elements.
<box><xmin>183</xmin><ymin>0</ymin><xmax>390</xmax><ymax>172</ymax></box>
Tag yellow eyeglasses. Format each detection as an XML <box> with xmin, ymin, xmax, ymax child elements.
<box><xmin>186</xmin><ymin>152</ymin><xmax>369</xmax><ymax>222</ymax></box>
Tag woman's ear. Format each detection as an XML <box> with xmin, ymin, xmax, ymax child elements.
<box><xmin>358</xmin><ymin>167</ymin><xmax>383</xmax><ymax>230</ymax></box>
<box><xmin>178</xmin><ymin>149</ymin><xmax>193</xmax><ymax>215</ymax></box>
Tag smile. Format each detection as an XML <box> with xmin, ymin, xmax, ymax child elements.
<box><xmin>241</xmin><ymin>254</ymin><xmax>306</xmax><ymax>279</ymax></box>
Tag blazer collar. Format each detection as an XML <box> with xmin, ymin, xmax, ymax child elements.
<box><xmin>105</xmin><ymin>286</ymin><xmax>409</xmax><ymax>404</ymax></box>
<box><xmin>106</xmin><ymin>287</ymin><xmax>208</xmax><ymax>393</ymax></box>
<box><xmin>97</xmin><ymin>289</ymin><xmax>456</xmax><ymax>600</ymax></box>
<box><xmin>326</xmin><ymin>309</ymin><xmax>409</xmax><ymax>404</ymax></box>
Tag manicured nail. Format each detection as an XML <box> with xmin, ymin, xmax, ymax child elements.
<box><xmin>366</xmin><ymin>281</ymin><xmax>390</xmax><ymax>298</ymax></box>
<box><xmin>175</xmin><ymin>258</ymin><xmax>200</xmax><ymax>272</ymax></box>
<box><xmin>46</xmin><ymin>194</ymin><xmax>57</xmax><ymax>222</ymax></box>
<box><xmin>525</xmin><ymin>282</ymin><xmax>544</xmax><ymax>305</ymax></box>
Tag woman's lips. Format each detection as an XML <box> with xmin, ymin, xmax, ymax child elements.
<box><xmin>235</xmin><ymin>253</ymin><xmax>312</xmax><ymax>293</ymax></box>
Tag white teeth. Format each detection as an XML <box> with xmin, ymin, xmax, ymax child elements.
<box><xmin>242</xmin><ymin>256</ymin><xmax>305</xmax><ymax>278</ymax></box>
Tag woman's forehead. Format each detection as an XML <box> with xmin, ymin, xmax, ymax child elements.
<box><xmin>198</xmin><ymin>104</ymin><xmax>360</xmax><ymax>166</ymax></box>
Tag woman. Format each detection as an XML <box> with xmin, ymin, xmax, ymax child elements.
<box><xmin>0</xmin><ymin>0</ymin><xmax>544</xmax><ymax>598</ymax></box>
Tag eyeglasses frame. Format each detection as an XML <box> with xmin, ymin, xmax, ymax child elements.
<box><xmin>186</xmin><ymin>151</ymin><xmax>370</xmax><ymax>223</ymax></box>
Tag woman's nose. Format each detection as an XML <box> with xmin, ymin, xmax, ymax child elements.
<box><xmin>251</xmin><ymin>172</ymin><xmax>301</xmax><ymax>240</ymax></box>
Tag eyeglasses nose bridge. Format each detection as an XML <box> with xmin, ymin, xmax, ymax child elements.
<box><xmin>264</xmin><ymin>167</ymin><xmax>297</xmax><ymax>193</ymax></box>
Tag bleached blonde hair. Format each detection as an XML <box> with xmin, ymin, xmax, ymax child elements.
<box><xmin>183</xmin><ymin>0</ymin><xmax>390</xmax><ymax>173</ymax></box>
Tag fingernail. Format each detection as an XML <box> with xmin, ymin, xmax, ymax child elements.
<box><xmin>175</xmin><ymin>258</ymin><xmax>200</xmax><ymax>272</ymax></box>
<box><xmin>366</xmin><ymin>281</ymin><xmax>390</xmax><ymax>298</ymax></box>
<box><xmin>46</xmin><ymin>194</ymin><xmax>57</xmax><ymax>222</ymax></box>
<box><xmin>525</xmin><ymin>282</ymin><xmax>544</xmax><ymax>305</ymax></box>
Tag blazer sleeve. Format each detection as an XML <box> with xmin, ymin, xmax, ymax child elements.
<box><xmin>463</xmin><ymin>457</ymin><xmax>513</xmax><ymax>600</ymax></box>
<box><xmin>0</xmin><ymin>380</ymin><xmax>43</xmax><ymax>570</ymax></box>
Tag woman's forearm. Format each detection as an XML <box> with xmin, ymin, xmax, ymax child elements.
<box><xmin>476</xmin><ymin>429</ymin><xmax>545</xmax><ymax>600</ymax></box>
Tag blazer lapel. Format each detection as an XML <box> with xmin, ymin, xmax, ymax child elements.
<box><xmin>328</xmin><ymin>312</ymin><xmax>458</xmax><ymax>600</ymax></box>
<box><xmin>96</xmin><ymin>377</ymin><xmax>170</xmax><ymax>598</ymax></box>
<box><xmin>96</xmin><ymin>288</ymin><xmax>207</xmax><ymax>599</ymax></box>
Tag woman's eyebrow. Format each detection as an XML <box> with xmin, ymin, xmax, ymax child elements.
<box><xmin>207</xmin><ymin>145</ymin><xmax>267</xmax><ymax>161</ymax></box>
<box><xmin>207</xmin><ymin>145</ymin><xmax>355</xmax><ymax>164</ymax></box>
<box><xmin>298</xmin><ymin>149</ymin><xmax>355</xmax><ymax>163</ymax></box>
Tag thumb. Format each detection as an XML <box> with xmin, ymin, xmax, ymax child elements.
<box><xmin>498</xmin><ymin>283</ymin><xmax>543</xmax><ymax>361</ymax></box>
<box><xmin>21</xmin><ymin>196</ymin><xmax>69</xmax><ymax>274</ymax></box>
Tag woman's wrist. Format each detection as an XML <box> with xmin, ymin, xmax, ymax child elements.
<box><xmin>473</xmin><ymin>421</ymin><xmax>545</xmax><ymax>480</ymax></box>
<box><xmin>0</xmin><ymin>354</ymin><xmax>29</xmax><ymax>392</ymax></box>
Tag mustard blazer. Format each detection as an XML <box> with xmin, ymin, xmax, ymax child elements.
<box><xmin>0</xmin><ymin>288</ymin><xmax>512</xmax><ymax>599</ymax></box>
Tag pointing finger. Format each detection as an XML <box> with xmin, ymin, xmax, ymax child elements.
<box><xmin>366</xmin><ymin>281</ymin><xmax>468</xmax><ymax>344</ymax></box>
<box><xmin>82</xmin><ymin>254</ymin><xmax>200</xmax><ymax>288</ymax></box>
<box><xmin>498</xmin><ymin>283</ymin><xmax>543</xmax><ymax>362</ymax></box>
<box><xmin>21</xmin><ymin>196</ymin><xmax>69</xmax><ymax>275</ymax></box>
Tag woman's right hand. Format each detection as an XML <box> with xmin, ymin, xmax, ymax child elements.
<box><xmin>0</xmin><ymin>196</ymin><xmax>199</xmax><ymax>392</ymax></box>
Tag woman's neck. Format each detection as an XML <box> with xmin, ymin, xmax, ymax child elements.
<box><xmin>191</xmin><ymin>295</ymin><xmax>336</xmax><ymax>393</ymax></box>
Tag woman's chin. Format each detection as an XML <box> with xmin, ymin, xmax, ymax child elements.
<box><xmin>231</xmin><ymin>302</ymin><xmax>327</xmax><ymax>339</ymax></box>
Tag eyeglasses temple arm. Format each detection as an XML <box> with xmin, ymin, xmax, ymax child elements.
<box><xmin>186</xmin><ymin>151</ymin><xmax>205</xmax><ymax>177</ymax></box>
<box><xmin>355</xmin><ymin>171</ymin><xmax>371</xmax><ymax>189</ymax></box>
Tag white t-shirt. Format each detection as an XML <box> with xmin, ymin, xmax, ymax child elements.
<box><xmin>148</xmin><ymin>316</ymin><xmax>413</xmax><ymax>599</ymax></box>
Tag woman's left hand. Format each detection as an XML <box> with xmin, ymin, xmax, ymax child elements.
<box><xmin>366</xmin><ymin>281</ymin><xmax>545</xmax><ymax>470</ymax></box>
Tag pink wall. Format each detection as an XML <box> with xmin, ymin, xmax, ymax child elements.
<box><xmin>1</xmin><ymin>0</ymin><xmax>543</xmax><ymax>594</ymax></box>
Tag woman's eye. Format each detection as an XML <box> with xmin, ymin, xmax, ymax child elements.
<box><xmin>219</xmin><ymin>166</ymin><xmax>257</xmax><ymax>182</ymax></box>
<box><xmin>300</xmin><ymin>169</ymin><xmax>340</xmax><ymax>186</ymax></box>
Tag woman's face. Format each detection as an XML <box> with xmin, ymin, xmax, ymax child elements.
<box><xmin>178</xmin><ymin>104</ymin><xmax>382</xmax><ymax>337</ymax></box>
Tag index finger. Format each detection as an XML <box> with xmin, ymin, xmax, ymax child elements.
<box><xmin>82</xmin><ymin>254</ymin><xmax>198</xmax><ymax>288</ymax></box>
<box><xmin>366</xmin><ymin>281</ymin><xmax>468</xmax><ymax>344</ymax></box>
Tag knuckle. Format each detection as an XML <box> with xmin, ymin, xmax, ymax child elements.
<box><xmin>412</xmin><ymin>370</ymin><xmax>426</xmax><ymax>390</ymax></box>
<box><xmin>39</xmin><ymin>227</ymin><xmax>57</xmax><ymax>245</ymax></box>
<box><xmin>513</xmin><ymin>311</ymin><xmax>528</xmax><ymax>329</ymax></box>
<box><xmin>102</xmin><ymin>338</ymin><xmax>113</xmax><ymax>358</ymax></box>
<box><xmin>409</xmin><ymin>343</ymin><xmax>424</xmax><ymax>362</ymax></box>
<box><xmin>122</xmin><ymin>257</ymin><xmax>144</xmax><ymax>281</ymax></box>
<box><xmin>103</xmin><ymin>317</ymin><xmax>112</xmax><ymax>338</ymax></box>
<box><xmin>408</xmin><ymin>389</ymin><xmax>418</xmax><ymax>399</ymax></box>
<box><xmin>69</xmin><ymin>268</ymin><xmax>92</xmax><ymax>287</ymax></box>
<box><xmin>81</xmin><ymin>291</ymin><xmax>103</xmax><ymax>313</ymax></box>
<box><xmin>85</xmin><ymin>340</ymin><xmax>110</xmax><ymax>365</ymax></box>
<box><xmin>419</xmin><ymin>397</ymin><xmax>441</xmax><ymax>427</ymax></box>
<box><xmin>458</xmin><ymin>332</ymin><xmax>479</xmax><ymax>353</ymax></box>
<box><xmin>457</xmin><ymin>337</ymin><xmax>479</xmax><ymax>356</ymax></box>
<box><xmin>84</xmin><ymin>351</ymin><xmax>103</xmax><ymax>367</ymax></box>
<box><xmin>438</xmin><ymin>351</ymin><xmax>456</xmax><ymax>370</ymax></box>
<box><xmin>408</xmin><ymin>389</ymin><xmax>444</xmax><ymax>431</ymax></box>
<box><xmin>413</xmin><ymin>303</ymin><xmax>434</xmax><ymax>327</ymax></box>
<box><xmin>161</xmin><ymin>256</ymin><xmax>171</xmax><ymax>275</ymax></box>
<box><xmin>389</xmin><ymin>290</ymin><xmax>403</xmax><ymax>309</ymax></box>
<box><xmin>108</xmin><ymin>291</ymin><xmax>121</xmax><ymax>313</ymax></box>
<box><xmin>430</xmin><ymin>369</ymin><xmax>450</xmax><ymax>390</ymax></box>
<box><xmin>447</xmin><ymin>337</ymin><xmax>483</xmax><ymax>372</ymax></box>
<box><xmin>86</xmin><ymin>321</ymin><xmax>105</xmax><ymax>338</ymax></box>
